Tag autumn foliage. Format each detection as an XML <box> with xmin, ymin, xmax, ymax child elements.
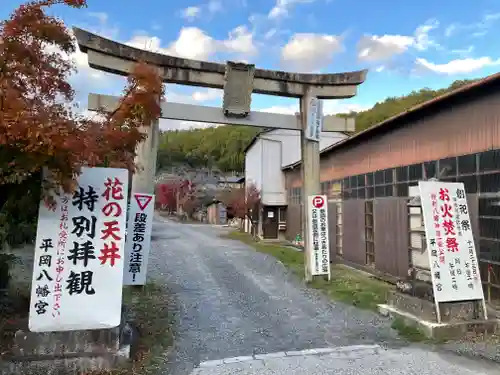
<box><xmin>0</xmin><ymin>0</ymin><xmax>164</xmax><ymax>193</ymax></box>
<box><xmin>0</xmin><ymin>0</ymin><xmax>163</xmax><ymax>247</ymax></box>
<box><xmin>220</xmin><ymin>184</ymin><xmax>261</xmax><ymax>220</ymax></box>
<box><xmin>155</xmin><ymin>182</ymin><xmax>179</xmax><ymax>211</ymax></box>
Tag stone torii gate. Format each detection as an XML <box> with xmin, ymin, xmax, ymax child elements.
<box><xmin>73</xmin><ymin>27</ymin><xmax>367</xmax><ymax>281</ymax></box>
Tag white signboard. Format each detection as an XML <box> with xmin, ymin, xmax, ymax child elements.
<box><xmin>419</xmin><ymin>181</ymin><xmax>484</xmax><ymax>303</ymax></box>
<box><xmin>29</xmin><ymin>167</ymin><xmax>129</xmax><ymax>332</ymax></box>
<box><xmin>307</xmin><ymin>195</ymin><xmax>331</xmax><ymax>277</ymax></box>
<box><xmin>124</xmin><ymin>193</ymin><xmax>155</xmax><ymax>286</ymax></box>
<box><xmin>305</xmin><ymin>97</ymin><xmax>323</xmax><ymax>142</ymax></box>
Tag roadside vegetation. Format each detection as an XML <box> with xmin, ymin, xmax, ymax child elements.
<box><xmin>94</xmin><ymin>282</ymin><xmax>175</xmax><ymax>375</ymax></box>
<box><xmin>222</xmin><ymin>230</ymin><xmax>428</xmax><ymax>342</ymax></box>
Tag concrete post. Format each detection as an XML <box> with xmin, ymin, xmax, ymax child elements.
<box><xmin>300</xmin><ymin>88</ymin><xmax>321</xmax><ymax>282</ymax></box>
<box><xmin>132</xmin><ymin>119</ymin><xmax>159</xmax><ymax>194</ymax></box>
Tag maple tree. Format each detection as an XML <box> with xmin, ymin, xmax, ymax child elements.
<box><xmin>155</xmin><ymin>182</ymin><xmax>179</xmax><ymax>211</ymax></box>
<box><xmin>0</xmin><ymin>0</ymin><xmax>164</xmax><ymax>247</ymax></box>
<box><xmin>220</xmin><ymin>184</ymin><xmax>260</xmax><ymax>220</ymax></box>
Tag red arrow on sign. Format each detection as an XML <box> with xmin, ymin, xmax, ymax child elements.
<box><xmin>134</xmin><ymin>194</ymin><xmax>153</xmax><ymax>211</ymax></box>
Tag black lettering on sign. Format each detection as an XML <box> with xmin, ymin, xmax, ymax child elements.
<box><xmin>40</xmin><ymin>238</ymin><xmax>54</xmax><ymax>252</ymax></box>
<box><xmin>72</xmin><ymin>186</ymin><xmax>99</xmax><ymax>212</ymax></box>
<box><xmin>68</xmin><ymin>241</ymin><xmax>96</xmax><ymax>267</ymax></box>
<box><xmin>66</xmin><ymin>271</ymin><xmax>96</xmax><ymax>295</ymax></box>
<box><xmin>72</xmin><ymin>216</ymin><xmax>97</xmax><ymax>238</ymax></box>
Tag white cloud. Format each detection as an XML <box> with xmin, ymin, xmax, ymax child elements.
<box><xmin>450</xmin><ymin>45</ymin><xmax>474</xmax><ymax>55</ymax></box>
<box><xmin>268</xmin><ymin>0</ymin><xmax>316</xmax><ymax>19</ymax></box>
<box><xmin>260</xmin><ymin>100</ymin><xmax>372</xmax><ymax>116</ymax></box>
<box><xmin>413</xmin><ymin>19</ymin><xmax>440</xmax><ymax>51</ymax></box>
<box><xmin>358</xmin><ymin>35</ymin><xmax>414</xmax><ymax>62</ymax></box>
<box><xmin>181</xmin><ymin>6</ymin><xmax>201</xmax><ymax>21</ymax></box>
<box><xmin>416</xmin><ymin>56</ymin><xmax>500</xmax><ymax>75</ymax></box>
<box><xmin>166</xmin><ymin>88</ymin><xmax>222</xmax><ymax>104</ymax></box>
<box><xmin>445</xmin><ymin>12</ymin><xmax>500</xmax><ymax>38</ymax></box>
<box><xmin>168</xmin><ymin>28</ymin><xmax>217</xmax><ymax>60</ymax></box>
<box><xmin>127</xmin><ymin>25</ymin><xmax>258</xmax><ymax>61</ymax></box>
<box><xmin>357</xmin><ymin>19</ymin><xmax>439</xmax><ymax>62</ymax></box>
<box><xmin>220</xmin><ymin>25</ymin><xmax>258</xmax><ymax>57</ymax></box>
<box><xmin>281</xmin><ymin>33</ymin><xmax>343</xmax><ymax>71</ymax></box>
<box><xmin>87</xmin><ymin>12</ymin><xmax>108</xmax><ymax>24</ymax></box>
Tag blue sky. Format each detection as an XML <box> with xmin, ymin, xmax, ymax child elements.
<box><xmin>3</xmin><ymin>0</ymin><xmax>500</xmax><ymax>129</ymax></box>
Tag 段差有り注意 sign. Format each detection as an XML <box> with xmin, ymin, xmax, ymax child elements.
<box><xmin>123</xmin><ymin>193</ymin><xmax>155</xmax><ymax>286</ymax></box>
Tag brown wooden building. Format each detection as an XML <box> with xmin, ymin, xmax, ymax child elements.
<box><xmin>283</xmin><ymin>72</ymin><xmax>500</xmax><ymax>306</ymax></box>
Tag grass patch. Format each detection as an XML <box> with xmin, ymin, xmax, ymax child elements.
<box><xmin>390</xmin><ymin>318</ymin><xmax>428</xmax><ymax>342</ymax></box>
<box><xmin>221</xmin><ymin>230</ymin><xmax>391</xmax><ymax>311</ymax></box>
<box><xmin>310</xmin><ymin>268</ymin><xmax>392</xmax><ymax>311</ymax></box>
<box><xmin>222</xmin><ymin>230</ymin><xmax>304</xmax><ymax>275</ymax></box>
<box><xmin>93</xmin><ymin>282</ymin><xmax>174</xmax><ymax>375</ymax></box>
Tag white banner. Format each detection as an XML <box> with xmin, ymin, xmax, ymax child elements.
<box><xmin>305</xmin><ymin>97</ymin><xmax>323</xmax><ymax>142</ymax></box>
<box><xmin>307</xmin><ymin>195</ymin><xmax>331</xmax><ymax>277</ymax></box>
<box><xmin>419</xmin><ymin>181</ymin><xmax>484</xmax><ymax>303</ymax></box>
<box><xmin>123</xmin><ymin>193</ymin><xmax>155</xmax><ymax>286</ymax></box>
<box><xmin>29</xmin><ymin>167</ymin><xmax>129</xmax><ymax>332</ymax></box>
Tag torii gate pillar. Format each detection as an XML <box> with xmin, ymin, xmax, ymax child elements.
<box><xmin>133</xmin><ymin>121</ymin><xmax>159</xmax><ymax>195</ymax></box>
<box><xmin>74</xmin><ymin>27</ymin><xmax>367</xmax><ymax>282</ymax></box>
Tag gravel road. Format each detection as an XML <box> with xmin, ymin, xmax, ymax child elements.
<box><xmin>148</xmin><ymin>217</ymin><xmax>402</xmax><ymax>374</ymax></box>
<box><xmin>148</xmin><ymin>217</ymin><xmax>496</xmax><ymax>375</ymax></box>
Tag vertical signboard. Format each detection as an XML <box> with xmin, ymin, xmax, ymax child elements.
<box><xmin>419</xmin><ymin>181</ymin><xmax>484</xmax><ymax>303</ymax></box>
<box><xmin>123</xmin><ymin>193</ymin><xmax>155</xmax><ymax>285</ymax></box>
<box><xmin>307</xmin><ymin>195</ymin><xmax>331</xmax><ymax>278</ymax></box>
<box><xmin>29</xmin><ymin>167</ymin><xmax>129</xmax><ymax>332</ymax></box>
<box><xmin>305</xmin><ymin>96</ymin><xmax>323</xmax><ymax>142</ymax></box>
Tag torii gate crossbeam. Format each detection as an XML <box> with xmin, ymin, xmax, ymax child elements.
<box><xmin>74</xmin><ymin>27</ymin><xmax>367</xmax><ymax>282</ymax></box>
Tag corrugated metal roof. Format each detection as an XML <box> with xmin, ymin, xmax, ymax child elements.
<box><xmin>282</xmin><ymin>71</ymin><xmax>500</xmax><ymax>170</ymax></box>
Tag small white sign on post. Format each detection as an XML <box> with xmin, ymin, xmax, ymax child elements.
<box><xmin>124</xmin><ymin>193</ymin><xmax>155</xmax><ymax>286</ymax></box>
<box><xmin>29</xmin><ymin>167</ymin><xmax>129</xmax><ymax>332</ymax></box>
<box><xmin>305</xmin><ymin>97</ymin><xmax>323</xmax><ymax>142</ymax></box>
<box><xmin>419</xmin><ymin>181</ymin><xmax>486</xmax><ymax>319</ymax></box>
<box><xmin>307</xmin><ymin>195</ymin><xmax>331</xmax><ymax>278</ymax></box>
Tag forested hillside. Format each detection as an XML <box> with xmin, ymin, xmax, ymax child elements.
<box><xmin>156</xmin><ymin>79</ymin><xmax>477</xmax><ymax>172</ymax></box>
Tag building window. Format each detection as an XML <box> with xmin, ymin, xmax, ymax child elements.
<box><xmin>479</xmin><ymin>149</ymin><xmax>500</xmax><ymax>172</ymax></box>
<box><xmin>438</xmin><ymin>157</ymin><xmax>457</xmax><ymax>177</ymax></box>
<box><xmin>357</xmin><ymin>174</ymin><xmax>366</xmax><ymax>188</ymax></box>
<box><xmin>373</xmin><ymin>168</ymin><xmax>393</xmax><ymax>198</ymax></box>
<box><xmin>278</xmin><ymin>207</ymin><xmax>286</xmax><ymax>223</ymax></box>
<box><xmin>396</xmin><ymin>166</ymin><xmax>408</xmax><ymax>182</ymax></box>
<box><xmin>458</xmin><ymin>154</ymin><xmax>477</xmax><ymax>175</ymax></box>
<box><xmin>479</xmin><ymin>173</ymin><xmax>500</xmax><ymax>194</ymax></box>
<box><xmin>408</xmin><ymin>163</ymin><xmax>423</xmax><ymax>181</ymax></box>
<box><xmin>423</xmin><ymin>161</ymin><xmax>436</xmax><ymax>179</ymax></box>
